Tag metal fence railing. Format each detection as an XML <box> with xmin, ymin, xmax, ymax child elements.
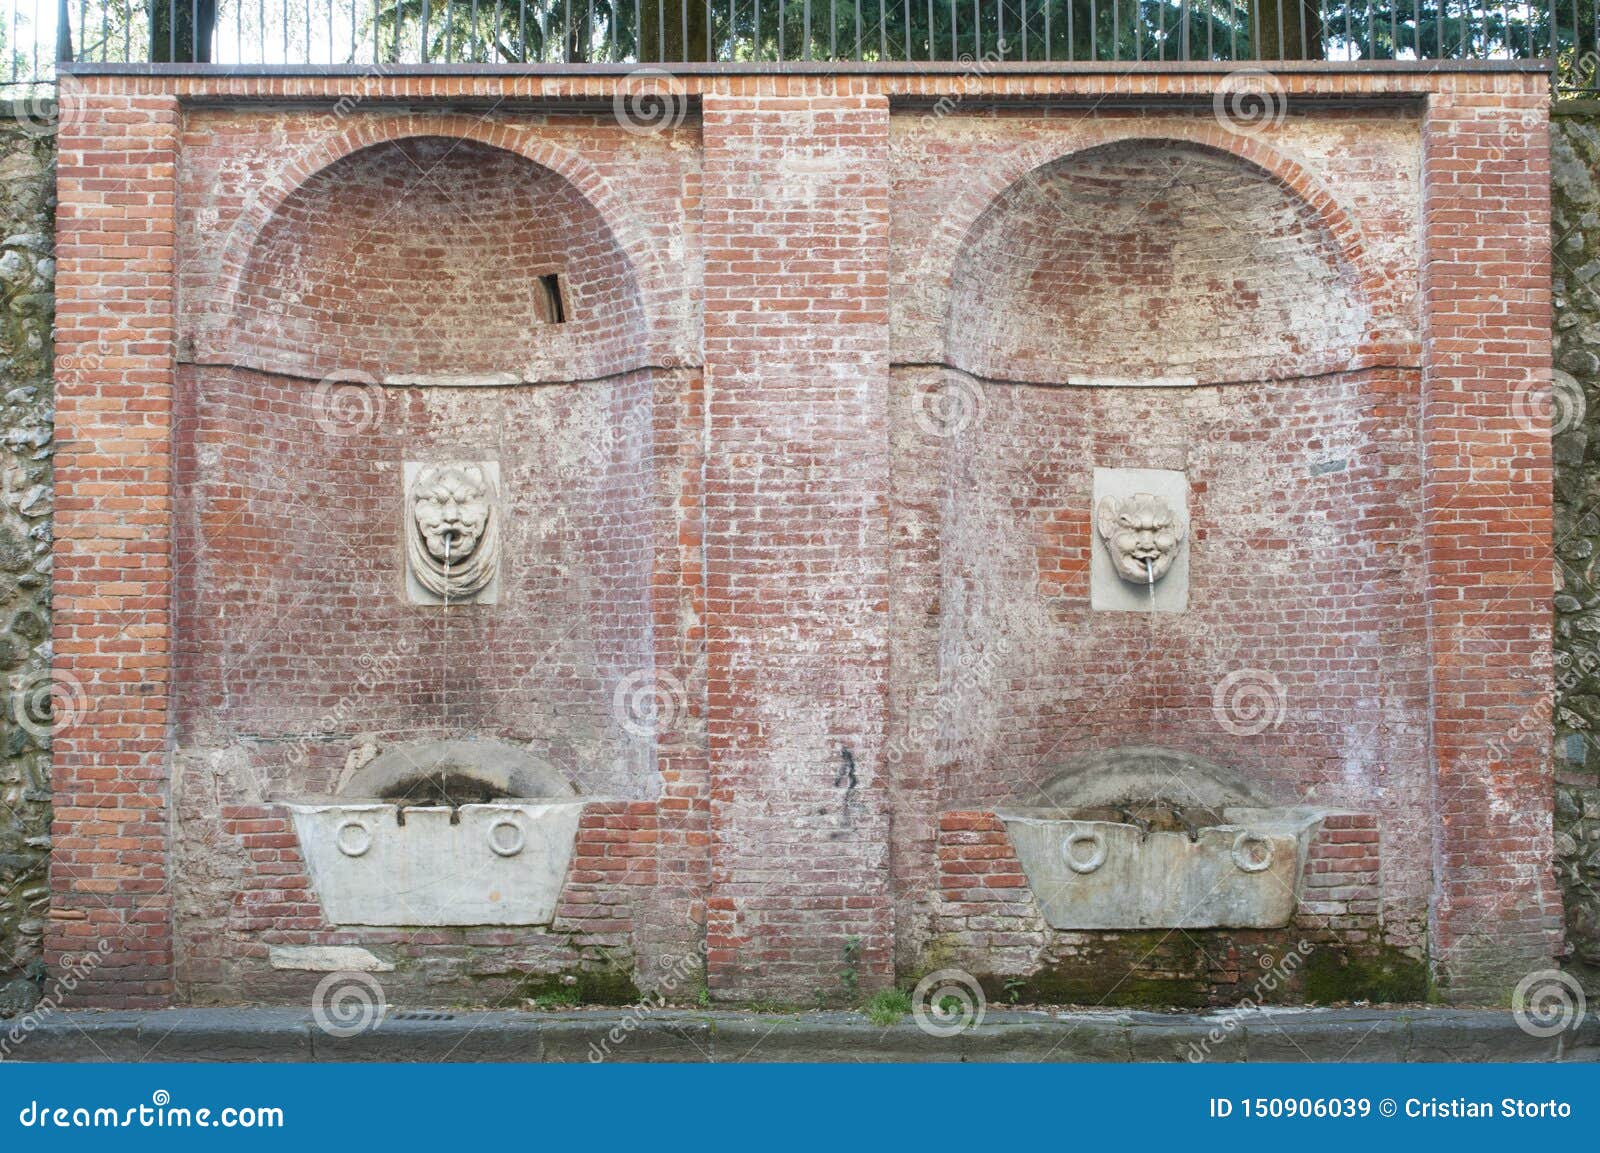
<box><xmin>0</xmin><ymin>0</ymin><xmax>1591</xmax><ymax>91</ymax></box>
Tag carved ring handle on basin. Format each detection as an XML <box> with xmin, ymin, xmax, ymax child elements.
<box><xmin>487</xmin><ymin>817</ymin><xmax>527</xmax><ymax>858</ymax></box>
<box><xmin>1231</xmin><ymin>831</ymin><xmax>1274</xmax><ymax>873</ymax></box>
<box><xmin>335</xmin><ymin>819</ymin><xmax>373</xmax><ymax>858</ymax></box>
<box><xmin>1062</xmin><ymin>830</ymin><xmax>1107</xmax><ymax>874</ymax></box>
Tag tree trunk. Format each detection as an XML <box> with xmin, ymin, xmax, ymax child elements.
<box><xmin>639</xmin><ymin>0</ymin><xmax>710</xmax><ymax>62</ymax></box>
<box><xmin>1253</xmin><ymin>0</ymin><xmax>1322</xmax><ymax>59</ymax></box>
<box><xmin>149</xmin><ymin>0</ymin><xmax>217</xmax><ymax>63</ymax></box>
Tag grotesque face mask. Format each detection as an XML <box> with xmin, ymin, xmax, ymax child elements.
<box><xmin>406</xmin><ymin>462</ymin><xmax>500</xmax><ymax>603</ymax></box>
<box><xmin>413</xmin><ymin>464</ymin><xmax>491</xmax><ymax>563</ymax></box>
<box><xmin>1095</xmin><ymin>492</ymin><xmax>1186</xmax><ymax>584</ymax></box>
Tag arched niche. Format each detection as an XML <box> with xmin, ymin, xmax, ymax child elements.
<box><xmin>945</xmin><ymin>139</ymin><xmax>1371</xmax><ymax>386</ymax></box>
<box><xmin>221</xmin><ymin>135</ymin><xmax>647</xmax><ymax>383</ymax></box>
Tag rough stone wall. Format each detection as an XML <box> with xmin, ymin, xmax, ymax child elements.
<box><xmin>1551</xmin><ymin>109</ymin><xmax>1600</xmax><ymax>990</ymax></box>
<box><xmin>0</xmin><ymin>110</ymin><xmax>54</xmax><ymax>979</ymax></box>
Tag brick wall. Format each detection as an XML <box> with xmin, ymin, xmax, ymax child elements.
<box><xmin>49</xmin><ymin>90</ymin><xmax>180</xmax><ymax>1006</ymax></box>
<box><xmin>44</xmin><ymin>67</ymin><xmax>1557</xmax><ymax>1007</ymax></box>
<box><xmin>700</xmin><ymin>92</ymin><xmax>895</xmax><ymax>1000</ymax></box>
<box><xmin>1420</xmin><ymin>82</ymin><xmax>1561</xmax><ymax>1000</ymax></box>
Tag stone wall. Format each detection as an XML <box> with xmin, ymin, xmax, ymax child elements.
<box><xmin>1551</xmin><ymin>109</ymin><xmax>1600</xmax><ymax>990</ymax></box>
<box><xmin>0</xmin><ymin>108</ymin><xmax>56</xmax><ymax>977</ymax></box>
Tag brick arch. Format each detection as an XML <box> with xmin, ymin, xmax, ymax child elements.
<box><xmin>932</xmin><ymin>121</ymin><xmax>1399</xmax><ymax>337</ymax></box>
<box><xmin>940</xmin><ymin>128</ymin><xmax>1395</xmax><ymax>384</ymax></box>
<box><xmin>207</xmin><ymin>115</ymin><xmax>672</xmax><ymax>371</ymax></box>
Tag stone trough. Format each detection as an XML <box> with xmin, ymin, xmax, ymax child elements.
<box><xmin>997</xmin><ymin>805</ymin><xmax>1324</xmax><ymax>930</ymax></box>
<box><xmin>996</xmin><ymin>746</ymin><xmax>1340</xmax><ymax>931</ymax></box>
<box><xmin>288</xmin><ymin>739</ymin><xmax>585</xmax><ymax>927</ymax></box>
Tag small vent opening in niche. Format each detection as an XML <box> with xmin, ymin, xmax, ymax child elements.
<box><xmin>538</xmin><ymin>273</ymin><xmax>567</xmax><ymax>324</ymax></box>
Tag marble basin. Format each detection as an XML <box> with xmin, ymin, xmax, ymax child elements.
<box><xmin>996</xmin><ymin>806</ymin><xmax>1325</xmax><ymax>930</ymax></box>
<box><xmin>288</xmin><ymin>800</ymin><xmax>583</xmax><ymax>927</ymax></box>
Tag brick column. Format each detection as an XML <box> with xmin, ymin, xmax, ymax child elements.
<box><xmin>700</xmin><ymin>91</ymin><xmax>894</xmax><ymax>1000</ymax></box>
<box><xmin>1420</xmin><ymin>77</ymin><xmax>1561</xmax><ymax>1001</ymax></box>
<box><xmin>46</xmin><ymin>82</ymin><xmax>180</xmax><ymax>1006</ymax></box>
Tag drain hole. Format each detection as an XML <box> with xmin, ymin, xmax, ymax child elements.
<box><xmin>392</xmin><ymin>1010</ymin><xmax>455</xmax><ymax>1021</ymax></box>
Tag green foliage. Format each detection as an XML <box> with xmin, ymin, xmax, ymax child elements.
<box><xmin>529</xmin><ymin>986</ymin><xmax>581</xmax><ymax>1010</ymax></box>
<box><xmin>863</xmin><ymin>988</ymin><xmax>913</xmax><ymax>1026</ymax></box>
<box><xmin>841</xmin><ymin>935</ymin><xmax>862</xmax><ymax>999</ymax></box>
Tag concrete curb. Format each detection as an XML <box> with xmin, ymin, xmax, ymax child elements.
<box><xmin>1</xmin><ymin>1007</ymin><xmax>1597</xmax><ymax>1062</ymax></box>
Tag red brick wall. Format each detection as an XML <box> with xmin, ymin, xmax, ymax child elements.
<box><xmin>48</xmin><ymin>90</ymin><xmax>180</xmax><ymax>1007</ymax></box>
<box><xmin>1420</xmin><ymin>83</ymin><xmax>1561</xmax><ymax>1000</ymax></box>
<box><xmin>48</xmin><ymin>68</ymin><xmax>1556</xmax><ymax>1007</ymax></box>
<box><xmin>700</xmin><ymin>92</ymin><xmax>896</xmax><ymax>999</ymax></box>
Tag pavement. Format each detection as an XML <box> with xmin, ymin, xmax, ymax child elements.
<box><xmin>1</xmin><ymin>1007</ymin><xmax>1597</xmax><ymax>1062</ymax></box>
